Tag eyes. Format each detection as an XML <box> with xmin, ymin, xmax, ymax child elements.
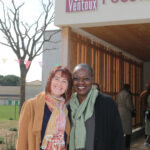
<box><xmin>73</xmin><ymin>77</ymin><xmax>91</xmax><ymax>82</ymax></box>
<box><xmin>53</xmin><ymin>76</ymin><xmax>68</xmax><ymax>84</ymax></box>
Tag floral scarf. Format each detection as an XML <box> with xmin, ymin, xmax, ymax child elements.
<box><xmin>41</xmin><ymin>94</ymin><xmax>67</xmax><ymax>150</ymax></box>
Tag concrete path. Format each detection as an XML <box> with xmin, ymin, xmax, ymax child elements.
<box><xmin>131</xmin><ymin>135</ymin><xmax>149</xmax><ymax>150</ymax></box>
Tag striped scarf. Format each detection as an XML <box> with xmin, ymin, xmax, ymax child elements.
<box><xmin>41</xmin><ymin>94</ymin><xmax>67</xmax><ymax>150</ymax></box>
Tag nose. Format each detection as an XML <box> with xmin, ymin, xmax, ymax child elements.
<box><xmin>77</xmin><ymin>79</ymin><xmax>85</xmax><ymax>84</ymax></box>
<box><xmin>56</xmin><ymin>80</ymin><xmax>62</xmax><ymax>86</ymax></box>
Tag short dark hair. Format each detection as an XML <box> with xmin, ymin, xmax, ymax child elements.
<box><xmin>123</xmin><ymin>84</ymin><xmax>130</xmax><ymax>91</ymax></box>
<box><xmin>73</xmin><ymin>63</ymin><xmax>94</xmax><ymax>77</ymax></box>
<box><xmin>45</xmin><ymin>65</ymin><xmax>73</xmax><ymax>101</ymax></box>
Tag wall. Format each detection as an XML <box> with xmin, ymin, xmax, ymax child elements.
<box><xmin>143</xmin><ymin>62</ymin><xmax>150</xmax><ymax>89</ymax></box>
<box><xmin>25</xmin><ymin>85</ymin><xmax>42</xmax><ymax>100</ymax></box>
<box><xmin>41</xmin><ymin>29</ymin><xmax>150</xmax><ymax>93</ymax></box>
<box><xmin>0</xmin><ymin>83</ymin><xmax>42</xmax><ymax>105</ymax></box>
<box><xmin>0</xmin><ymin>99</ymin><xmax>20</xmax><ymax>105</ymax></box>
<box><xmin>72</xmin><ymin>28</ymin><xmax>142</xmax><ymax>62</ymax></box>
<box><xmin>0</xmin><ymin>86</ymin><xmax>20</xmax><ymax>105</ymax></box>
<box><xmin>55</xmin><ymin>0</ymin><xmax>150</xmax><ymax>27</ymax></box>
<box><xmin>42</xmin><ymin>30</ymin><xmax>61</xmax><ymax>90</ymax></box>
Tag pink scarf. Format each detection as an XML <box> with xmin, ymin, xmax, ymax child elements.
<box><xmin>41</xmin><ymin>94</ymin><xmax>67</xmax><ymax>150</ymax></box>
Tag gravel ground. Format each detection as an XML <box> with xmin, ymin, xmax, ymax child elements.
<box><xmin>0</xmin><ymin>121</ymin><xmax>148</xmax><ymax>150</ymax></box>
<box><xmin>0</xmin><ymin>120</ymin><xmax>18</xmax><ymax>150</ymax></box>
<box><xmin>131</xmin><ymin>135</ymin><xmax>148</xmax><ymax>150</ymax></box>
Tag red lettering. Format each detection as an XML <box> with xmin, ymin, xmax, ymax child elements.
<box><xmin>111</xmin><ymin>0</ymin><xmax>119</xmax><ymax>3</ymax></box>
<box><xmin>103</xmin><ymin>0</ymin><xmax>106</xmax><ymax>4</ymax></box>
<box><xmin>121</xmin><ymin>0</ymin><xmax>128</xmax><ymax>2</ymax></box>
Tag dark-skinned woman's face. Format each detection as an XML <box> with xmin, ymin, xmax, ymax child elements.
<box><xmin>73</xmin><ymin>67</ymin><xmax>93</xmax><ymax>99</ymax></box>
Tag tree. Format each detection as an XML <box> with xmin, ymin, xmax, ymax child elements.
<box><xmin>0</xmin><ymin>0</ymin><xmax>58</xmax><ymax>110</ymax></box>
<box><xmin>0</xmin><ymin>75</ymin><xmax>4</xmax><ymax>85</ymax></box>
<box><xmin>0</xmin><ymin>75</ymin><xmax>20</xmax><ymax>86</ymax></box>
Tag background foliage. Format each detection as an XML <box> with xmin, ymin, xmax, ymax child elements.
<box><xmin>0</xmin><ymin>75</ymin><xmax>20</xmax><ymax>86</ymax></box>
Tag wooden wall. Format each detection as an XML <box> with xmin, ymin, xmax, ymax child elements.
<box><xmin>69</xmin><ymin>30</ymin><xmax>143</xmax><ymax>127</ymax></box>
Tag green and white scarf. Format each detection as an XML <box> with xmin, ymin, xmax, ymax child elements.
<box><xmin>69</xmin><ymin>87</ymin><xmax>98</xmax><ymax>150</ymax></box>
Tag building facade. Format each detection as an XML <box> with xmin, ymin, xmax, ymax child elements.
<box><xmin>0</xmin><ymin>80</ymin><xmax>42</xmax><ymax>105</ymax></box>
<box><xmin>42</xmin><ymin>30</ymin><xmax>61</xmax><ymax>90</ymax></box>
<box><xmin>42</xmin><ymin>0</ymin><xmax>150</xmax><ymax>127</ymax></box>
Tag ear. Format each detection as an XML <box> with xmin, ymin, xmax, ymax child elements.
<box><xmin>91</xmin><ymin>76</ymin><xmax>94</xmax><ymax>83</ymax></box>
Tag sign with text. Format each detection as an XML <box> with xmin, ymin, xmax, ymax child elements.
<box><xmin>66</xmin><ymin>0</ymin><xmax>97</xmax><ymax>12</ymax></box>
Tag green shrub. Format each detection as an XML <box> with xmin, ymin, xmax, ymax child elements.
<box><xmin>9</xmin><ymin>128</ymin><xmax>18</xmax><ymax>131</ymax></box>
<box><xmin>6</xmin><ymin>134</ymin><xmax>17</xmax><ymax>150</ymax></box>
<box><xmin>0</xmin><ymin>134</ymin><xmax>17</xmax><ymax>150</ymax></box>
<box><xmin>0</xmin><ymin>136</ymin><xmax>4</xmax><ymax>144</ymax></box>
<box><xmin>9</xmin><ymin>117</ymin><xmax>14</xmax><ymax>120</ymax></box>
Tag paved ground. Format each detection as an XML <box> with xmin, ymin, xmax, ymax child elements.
<box><xmin>131</xmin><ymin>135</ymin><xmax>149</xmax><ymax>150</ymax></box>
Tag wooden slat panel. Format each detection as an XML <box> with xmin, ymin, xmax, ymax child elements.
<box><xmin>82</xmin><ymin>23</ymin><xmax>150</xmax><ymax>61</ymax></box>
<box><xmin>68</xmin><ymin>30</ymin><xmax>143</xmax><ymax>127</ymax></box>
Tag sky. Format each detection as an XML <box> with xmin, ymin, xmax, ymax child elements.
<box><xmin>0</xmin><ymin>0</ymin><xmax>56</xmax><ymax>82</ymax></box>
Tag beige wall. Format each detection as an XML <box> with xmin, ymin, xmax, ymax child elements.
<box><xmin>0</xmin><ymin>86</ymin><xmax>20</xmax><ymax>95</ymax></box>
<box><xmin>42</xmin><ymin>30</ymin><xmax>61</xmax><ymax>90</ymax></box>
<box><xmin>55</xmin><ymin>0</ymin><xmax>150</xmax><ymax>27</ymax></box>
<box><xmin>25</xmin><ymin>85</ymin><xmax>42</xmax><ymax>100</ymax></box>
<box><xmin>0</xmin><ymin>84</ymin><xmax>42</xmax><ymax>105</ymax></box>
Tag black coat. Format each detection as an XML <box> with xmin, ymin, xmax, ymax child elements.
<box><xmin>68</xmin><ymin>92</ymin><xmax>124</xmax><ymax>150</ymax></box>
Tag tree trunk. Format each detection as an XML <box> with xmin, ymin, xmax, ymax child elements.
<box><xmin>19</xmin><ymin>61</ymin><xmax>27</xmax><ymax>112</ymax></box>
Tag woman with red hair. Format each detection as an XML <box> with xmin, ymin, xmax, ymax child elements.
<box><xmin>16</xmin><ymin>65</ymin><xmax>73</xmax><ymax>150</ymax></box>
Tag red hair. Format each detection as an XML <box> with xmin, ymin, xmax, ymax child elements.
<box><xmin>45</xmin><ymin>65</ymin><xmax>73</xmax><ymax>101</ymax></box>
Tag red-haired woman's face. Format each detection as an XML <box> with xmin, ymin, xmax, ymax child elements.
<box><xmin>50</xmin><ymin>71</ymin><xmax>68</xmax><ymax>98</ymax></box>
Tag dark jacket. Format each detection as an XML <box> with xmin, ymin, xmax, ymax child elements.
<box><xmin>68</xmin><ymin>92</ymin><xmax>124</xmax><ymax>150</ymax></box>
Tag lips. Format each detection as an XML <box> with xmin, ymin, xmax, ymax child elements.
<box><xmin>78</xmin><ymin>87</ymin><xmax>85</xmax><ymax>89</ymax></box>
<box><xmin>54</xmin><ymin>86</ymin><xmax>62</xmax><ymax>92</ymax></box>
<box><xmin>77</xmin><ymin>86</ymin><xmax>86</xmax><ymax>92</ymax></box>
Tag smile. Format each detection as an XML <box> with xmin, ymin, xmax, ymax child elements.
<box><xmin>78</xmin><ymin>87</ymin><xmax>85</xmax><ymax>90</ymax></box>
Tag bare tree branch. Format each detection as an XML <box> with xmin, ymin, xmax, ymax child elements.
<box><xmin>35</xmin><ymin>47</ymin><xmax>57</xmax><ymax>57</ymax></box>
<box><xmin>0</xmin><ymin>0</ymin><xmax>56</xmax><ymax>109</ymax></box>
<box><xmin>0</xmin><ymin>41</ymin><xmax>11</xmax><ymax>47</ymax></box>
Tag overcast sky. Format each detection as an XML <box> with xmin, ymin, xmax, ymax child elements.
<box><xmin>0</xmin><ymin>0</ymin><xmax>56</xmax><ymax>82</ymax></box>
